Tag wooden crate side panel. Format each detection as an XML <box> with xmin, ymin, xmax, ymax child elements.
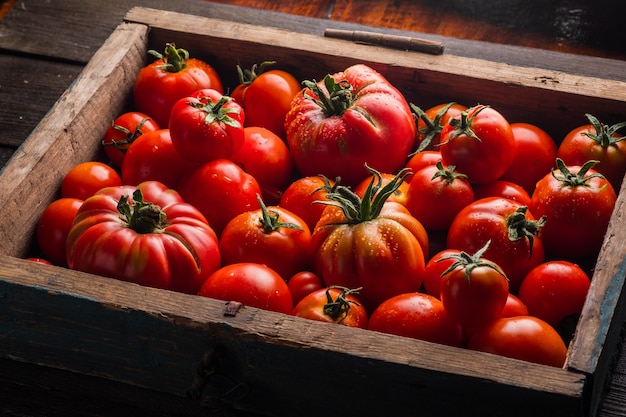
<box><xmin>0</xmin><ymin>22</ymin><xmax>148</xmax><ymax>259</ymax></box>
<box><xmin>0</xmin><ymin>255</ymin><xmax>586</xmax><ymax>417</ymax></box>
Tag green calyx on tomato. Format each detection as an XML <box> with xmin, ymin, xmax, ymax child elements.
<box><xmin>236</xmin><ymin>60</ymin><xmax>277</xmax><ymax>86</ymax></box>
<box><xmin>255</xmin><ymin>194</ymin><xmax>303</xmax><ymax>233</ymax></box>
<box><xmin>323</xmin><ymin>286</ymin><xmax>363</xmax><ymax>321</ymax></box>
<box><xmin>551</xmin><ymin>158</ymin><xmax>605</xmax><ymax>187</ymax></box>
<box><xmin>188</xmin><ymin>95</ymin><xmax>241</xmax><ymax>128</ymax></box>
<box><xmin>148</xmin><ymin>43</ymin><xmax>189</xmax><ymax>73</ymax></box>
<box><xmin>302</xmin><ymin>75</ymin><xmax>354</xmax><ymax>117</ymax></box>
<box><xmin>506</xmin><ymin>206</ymin><xmax>546</xmax><ymax>255</ymax></box>
<box><xmin>582</xmin><ymin>113</ymin><xmax>626</xmax><ymax>148</ymax></box>
<box><xmin>431</xmin><ymin>161</ymin><xmax>467</xmax><ymax>184</ymax></box>
<box><xmin>117</xmin><ymin>189</ymin><xmax>167</xmax><ymax>234</ymax></box>
<box><xmin>103</xmin><ymin>117</ymin><xmax>151</xmax><ymax>152</ymax></box>
<box><xmin>319</xmin><ymin>166</ymin><xmax>410</xmax><ymax>224</ymax></box>
<box><xmin>443</xmin><ymin>105</ymin><xmax>488</xmax><ymax>143</ymax></box>
<box><xmin>439</xmin><ymin>240</ymin><xmax>507</xmax><ymax>282</ymax></box>
<box><xmin>411</xmin><ymin>102</ymin><xmax>458</xmax><ymax>153</ymax></box>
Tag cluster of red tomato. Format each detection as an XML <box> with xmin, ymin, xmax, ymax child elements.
<box><xmin>32</xmin><ymin>43</ymin><xmax>626</xmax><ymax>369</ymax></box>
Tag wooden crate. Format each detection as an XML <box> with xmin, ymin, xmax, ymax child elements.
<box><xmin>1</xmin><ymin>6</ymin><xmax>626</xmax><ymax>417</ymax></box>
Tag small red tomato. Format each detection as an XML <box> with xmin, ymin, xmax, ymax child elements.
<box><xmin>472</xmin><ymin>180</ymin><xmax>532</xmax><ymax>207</ymax></box>
<box><xmin>279</xmin><ymin>175</ymin><xmax>335</xmax><ymax>232</ymax></box>
<box><xmin>288</xmin><ymin>271</ymin><xmax>324</xmax><ymax>306</ymax></box>
<box><xmin>518</xmin><ymin>260</ymin><xmax>590</xmax><ymax>327</ymax></box>
<box><xmin>61</xmin><ymin>161</ymin><xmax>123</xmax><ymax>200</ymax></box>
<box><xmin>422</xmin><ymin>249</ymin><xmax>460</xmax><ymax>298</ymax></box>
<box><xmin>198</xmin><ymin>263</ymin><xmax>293</xmax><ymax>314</ymax></box>
<box><xmin>36</xmin><ymin>198</ymin><xmax>83</xmax><ymax>267</ymax></box>
<box><xmin>467</xmin><ymin>316</ymin><xmax>568</xmax><ymax>368</ymax></box>
<box><xmin>412</xmin><ymin>102</ymin><xmax>467</xmax><ymax>151</ymax></box>
<box><xmin>293</xmin><ymin>286</ymin><xmax>368</xmax><ymax>328</ymax></box>
<box><xmin>500</xmin><ymin>293</ymin><xmax>529</xmax><ymax>318</ymax></box>
<box><xmin>368</xmin><ymin>292</ymin><xmax>462</xmax><ymax>347</ymax></box>
<box><xmin>404</xmin><ymin>150</ymin><xmax>443</xmax><ymax>183</ymax></box>
<box><xmin>353</xmin><ymin>172</ymin><xmax>410</xmax><ymax>207</ymax></box>
<box><xmin>101</xmin><ymin>112</ymin><xmax>160</xmax><ymax>168</ymax></box>
<box><xmin>25</xmin><ymin>257</ymin><xmax>53</xmax><ymax>266</ymax></box>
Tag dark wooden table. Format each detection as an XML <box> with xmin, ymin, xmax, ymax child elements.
<box><xmin>1</xmin><ymin>1</ymin><xmax>625</xmax><ymax>416</ymax></box>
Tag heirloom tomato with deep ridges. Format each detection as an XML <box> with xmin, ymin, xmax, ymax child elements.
<box><xmin>285</xmin><ymin>64</ymin><xmax>416</xmax><ymax>186</ymax></box>
<box><xmin>293</xmin><ymin>286</ymin><xmax>368</xmax><ymax>328</ymax></box>
<box><xmin>101</xmin><ymin>111</ymin><xmax>160</xmax><ymax>168</ymax></box>
<box><xmin>66</xmin><ymin>181</ymin><xmax>221</xmax><ymax>294</ymax></box>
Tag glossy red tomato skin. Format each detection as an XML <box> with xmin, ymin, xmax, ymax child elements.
<box><xmin>467</xmin><ymin>316</ymin><xmax>568</xmax><ymax>368</ymax></box>
<box><xmin>288</xmin><ymin>271</ymin><xmax>324</xmax><ymax>306</ymax></box>
<box><xmin>198</xmin><ymin>263</ymin><xmax>293</xmax><ymax>314</ymax></box>
<box><xmin>499</xmin><ymin>122</ymin><xmax>557</xmax><ymax>195</ymax></box>
<box><xmin>518</xmin><ymin>261</ymin><xmax>590</xmax><ymax>327</ymax></box>
<box><xmin>178</xmin><ymin>158</ymin><xmax>262</xmax><ymax>236</ymax></box>
<box><xmin>472</xmin><ymin>180</ymin><xmax>532</xmax><ymax>207</ymax></box>
<box><xmin>61</xmin><ymin>161</ymin><xmax>123</xmax><ymax>200</ymax></box>
<box><xmin>447</xmin><ymin>197</ymin><xmax>545</xmax><ymax>293</ymax></box>
<box><xmin>102</xmin><ymin>112</ymin><xmax>160</xmax><ymax>168</ymax></box>
<box><xmin>66</xmin><ymin>181</ymin><xmax>221</xmax><ymax>294</ymax></box>
<box><xmin>311</xmin><ymin>202</ymin><xmax>426</xmax><ymax>313</ymax></box>
<box><xmin>500</xmin><ymin>293</ymin><xmax>529</xmax><ymax>318</ymax></box>
<box><xmin>439</xmin><ymin>105</ymin><xmax>515</xmax><ymax>185</ymax></box>
<box><xmin>353</xmin><ymin>172</ymin><xmax>410</xmax><ymax>207</ymax></box>
<box><xmin>219</xmin><ymin>205</ymin><xmax>312</xmax><ymax>281</ymax></box>
<box><xmin>230</xmin><ymin>127</ymin><xmax>294</xmax><ymax>205</ymax></box>
<box><xmin>285</xmin><ymin>64</ymin><xmax>416</xmax><ymax>186</ymax></box>
<box><xmin>121</xmin><ymin>129</ymin><xmax>198</xmax><ymax>190</ymax></box>
<box><xmin>36</xmin><ymin>198</ymin><xmax>83</xmax><ymax>267</ymax></box>
<box><xmin>421</xmin><ymin>249</ymin><xmax>460</xmax><ymax>298</ymax></box>
<box><xmin>278</xmin><ymin>176</ymin><xmax>334</xmax><ymax>232</ymax></box>
<box><xmin>404</xmin><ymin>151</ymin><xmax>443</xmax><ymax>183</ymax></box>
<box><xmin>293</xmin><ymin>287</ymin><xmax>368</xmax><ymax>328</ymax></box>
<box><xmin>414</xmin><ymin>102</ymin><xmax>467</xmax><ymax>151</ymax></box>
<box><xmin>529</xmin><ymin>163</ymin><xmax>616</xmax><ymax>259</ymax></box>
<box><xmin>133</xmin><ymin>50</ymin><xmax>223</xmax><ymax>128</ymax></box>
<box><xmin>368</xmin><ymin>292</ymin><xmax>462</xmax><ymax>347</ymax></box>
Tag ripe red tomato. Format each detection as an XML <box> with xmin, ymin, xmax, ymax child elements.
<box><xmin>438</xmin><ymin>243</ymin><xmax>509</xmax><ymax>328</ymax></box>
<box><xmin>447</xmin><ymin>197</ymin><xmax>546</xmax><ymax>292</ymax></box>
<box><xmin>101</xmin><ymin>111</ymin><xmax>160</xmax><ymax>168</ymax></box>
<box><xmin>500</xmin><ymin>293</ymin><xmax>529</xmax><ymax>318</ymax></box>
<box><xmin>229</xmin><ymin>126</ymin><xmax>294</xmax><ymax>205</ymax></box>
<box><xmin>412</xmin><ymin>102</ymin><xmax>467</xmax><ymax>152</ymax></box>
<box><xmin>288</xmin><ymin>271</ymin><xmax>324</xmax><ymax>306</ymax></box>
<box><xmin>529</xmin><ymin>159</ymin><xmax>617</xmax><ymax>259</ymax></box>
<box><xmin>67</xmin><ymin>181</ymin><xmax>221</xmax><ymax>294</ymax></box>
<box><xmin>231</xmin><ymin>62</ymin><xmax>301</xmax><ymax>139</ymax></box>
<box><xmin>178</xmin><ymin>158</ymin><xmax>262</xmax><ymax>236</ymax></box>
<box><xmin>368</xmin><ymin>292</ymin><xmax>462</xmax><ymax>347</ymax></box>
<box><xmin>311</xmin><ymin>170</ymin><xmax>426</xmax><ymax>313</ymax></box>
<box><xmin>61</xmin><ymin>161</ymin><xmax>123</xmax><ymax>200</ymax></box>
<box><xmin>279</xmin><ymin>175</ymin><xmax>335</xmax><ymax>232</ymax></box>
<box><xmin>421</xmin><ymin>249</ymin><xmax>460</xmax><ymax>298</ymax></box>
<box><xmin>556</xmin><ymin>113</ymin><xmax>626</xmax><ymax>191</ymax></box>
<box><xmin>439</xmin><ymin>105</ymin><xmax>515</xmax><ymax>185</ymax></box>
<box><xmin>499</xmin><ymin>122</ymin><xmax>557</xmax><ymax>195</ymax></box>
<box><xmin>467</xmin><ymin>316</ymin><xmax>568</xmax><ymax>368</ymax></box>
<box><xmin>121</xmin><ymin>129</ymin><xmax>198</xmax><ymax>190</ymax></box>
<box><xmin>198</xmin><ymin>262</ymin><xmax>293</xmax><ymax>314</ymax></box>
<box><xmin>404</xmin><ymin>150</ymin><xmax>443</xmax><ymax>183</ymax></box>
<box><xmin>293</xmin><ymin>286</ymin><xmax>368</xmax><ymax>328</ymax></box>
<box><xmin>285</xmin><ymin>64</ymin><xmax>416</xmax><ymax>186</ymax></box>
<box><xmin>36</xmin><ymin>197</ymin><xmax>83</xmax><ymax>267</ymax></box>
<box><xmin>405</xmin><ymin>161</ymin><xmax>475</xmax><ymax>231</ymax></box>
<box><xmin>518</xmin><ymin>260</ymin><xmax>590</xmax><ymax>327</ymax></box>
<box><xmin>219</xmin><ymin>196</ymin><xmax>312</xmax><ymax>281</ymax></box>
<box><xmin>26</xmin><ymin>257</ymin><xmax>54</xmax><ymax>266</ymax></box>
<box><xmin>168</xmin><ymin>89</ymin><xmax>245</xmax><ymax>163</ymax></box>
<box><xmin>472</xmin><ymin>180</ymin><xmax>531</xmax><ymax>207</ymax></box>
<box><xmin>353</xmin><ymin>172</ymin><xmax>410</xmax><ymax>207</ymax></box>
<box><xmin>133</xmin><ymin>43</ymin><xmax>223</xmax><ymax>127</ymax></box>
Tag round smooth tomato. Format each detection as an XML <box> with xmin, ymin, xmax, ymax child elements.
<box><xmin>499</xmin><ymin>122</ymin><xmax>557</xmax><ymax>195</ymax></box>
<box><xmin>198</xmin><ymin>262</ymin><xmax>293</xmax><ymax>314</ymax></box>
<box><xmin>556</xmin><ymin>113</ymin><xmax>626</xmax><ymax>192</ymax></box>
<box><xmin>101</xmin><ymin>111</ymin><xmax>160</xmax><ymax>168</ymax></box>
<box><xmin>472</xmin><ymin>180</ymin><xmax>532</xmax><ymax>207</ymax></box>
<box><xmin>293</xmin><ymin>286</ymin><xmax>368</xmax><ymax>328</ymax></box>
<box><xmin>169</xmin><ymin>89</ymin><xmax>245</xmax><ymax>163</ymax></box>
<box><xmin>133</xmin><ymin>43</ymin><xmax>223</xmax><ymax>127</ymax></box>
<box><xmin>353</xmin><ymin>171</ymin><xmax>410</xmax><ymax>207</ymax></box>
<box><xmin>438</xmin><ymin>244</ymin><xmax>509</xmax><ymax>328</ymax></box>
<box><xmin>412</xmin><ymin>102</ymin><xmax>467</xmax><ymax>152</ymax></box>
<box><xmin>36</xmin><ymin>197</ymin><xmax>83</xmax><ymax>267</ymax></box>
<box><xmin>500</xmin><ymin>293</ymin><xmax>529</xmax><ymax>318</ymax></box>
<box><xmin>232</xmin><ymin>62</ymin><xmax>301</xmax><ymax>139</ymax></box>
<box><xmin>67</xmin><ymin>181</ymin><xmax>221</xmax><ymax>294</ymax></box>
<box><xmin>529</xmin><ymin>159</ymin><xmax>616</xmax><ymax>259</ymax></box>
<box><xmin>121</xmin><ymin>129</ymin><xmax>198</xmax><ymax>190</ymax></box>
<box><xmin>447</xmin><ymin>197</ymin><xmax>546</xmax><ymax>293</ymax></box>
<box><xmin>61</xmin><ymin>161</ymin><xmax>123</xmax><ymax>200</ymax></box>
<box><xmin>518</xmin><ymin>260</ymin><xmax>590</xmax><ymax>327</ymax></box>
<box><xmin>368</xmin><ymin>292</ymin><xmax>462</xmax><ymax>347</ymax></box>
<box><xmin>26</xmin><ymin>257</ymin><xmax>54</xmax><ymax>265</ymax></box>
<box><xmin>421</xmin><ymin>249</ymin><xmax>460</xmax><ymax>298</ymax></box>
<box><xmin>219</xmin><ymin>196</ymin><xmax>312</xmax><ymax>281</ymax></box>
<box><xmin>288</xmin><ymin>271</ymin><xmax>324</xmax><ymax>306</ymax></box>
<box><xmin>230</xmin><ymin>126</ymin><xmax>294</xmax><ymax>205</ymax></box>
<box><xmin>285</xmin><ymin>64</ymin><xmax>416</xmax><ymax>186</ymax></box>
<box><xmin>439</xmin><ymin>105</ymin><xmax>515</xmax><ymax>185</ymax></box>
<box><xmin>178</xmin><ymin>158</ymin><xmax>262</xmax><ymax>236</ymax></box>
<box><xmin>467</xmin><ymin>316</ymin><xmax>568</xmax><ymax>368</ymax></box>
<box><xmin>404</xmin><ymin>150</ymin><xmax>443</xmax><ymax>183</ymax></box>
<box><xmin>405</xmin><ymin>161</ymin><xmax>475</xmax><ymax>231</ymax></box>
<box><xmin>279</xmin><ymin>175</ymin><xmax>335</xmax><ymax>232</ymax></box>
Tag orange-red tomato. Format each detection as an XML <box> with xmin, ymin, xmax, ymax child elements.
<box><xmin>294</xmin><ymin>286</ymin><xmax>368</xmax><ymax>328</ymax></box>
<box><xmin>279</xmin><ymin>176</ymin><xmax>335</xmax><ymax>232</ymax></box>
